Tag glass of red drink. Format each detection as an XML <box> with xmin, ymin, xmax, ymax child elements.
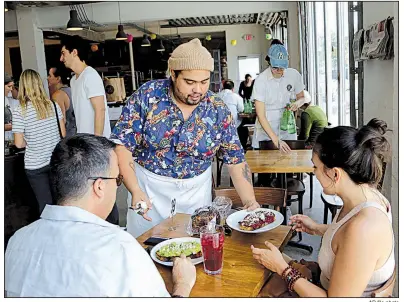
<box><xmin>199</xmin><ymin>224</ymin><xmax>225</xmax><ymax>275</ymax></box>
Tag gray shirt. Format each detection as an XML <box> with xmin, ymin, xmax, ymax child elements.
<box><xmin>60</xmin><ymin>86</ymin><xmax>77</xmax><ymax>138</ymax></box>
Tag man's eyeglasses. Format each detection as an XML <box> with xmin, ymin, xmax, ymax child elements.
<box><xmin>88</xmin><ymin>175</ymin><xmax>123</xmax><ymax>186</ymax></box>
<box><xmin>271</xmin><ymin>67</ymin><xmax>285</xmax><ymax>72</ymax></box>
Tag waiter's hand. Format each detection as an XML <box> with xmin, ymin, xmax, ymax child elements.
<box><xmin>131</xmin><ymin>187</ymin><xmax>153</xmax><ymax>221</ymax></box>
<box><xmin>243</xmin><ymin>200</ymin><xmax>260</xmax><ymax>211</ymax></box>
<box><xmin>275</xmin><ymin>139</ymin><xmax>291</xmax><ymax>154</ymax></box>
<box><xmin>289</xmin><ymin>99</ymin><xmax>305</xmax><ymax>111</ymax></box>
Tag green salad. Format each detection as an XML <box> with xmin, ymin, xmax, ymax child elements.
<box><xmin>157</xmin><ymin>241</ymin><xmax>201</xmax><ymax>258</ymax></box>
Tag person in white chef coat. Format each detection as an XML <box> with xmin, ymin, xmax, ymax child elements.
<box><xmin>252</xmin><ymin>44</ymin><xmax>308</xmax><ymax>153</ymax></box>
<box><xmin>111</xmin><ymin>39</ymin><xmax>260</xmax><ymax>238</ymax></box>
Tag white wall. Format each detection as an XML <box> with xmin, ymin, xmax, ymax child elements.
<box><xmin>224</xmin><ymin>24</ymin><xmax>270</xmax><ymax>88</ymax></box>
<box><xmin>362</xmin><ymin>2</ymin><xmax>398</xmax><ymax>296</ymax></box>
<box><xmin>4</xmin><ymin>38</ymin><xmax>61</xmax><ymax>76</ymax></box>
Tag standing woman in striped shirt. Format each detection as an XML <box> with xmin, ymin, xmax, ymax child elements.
<box><xmin>13</xmin><ymin>69</ymin><xmax>66</xmax><ymax>214</ymax></box>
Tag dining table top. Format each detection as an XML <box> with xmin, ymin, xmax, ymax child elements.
<box><xmin>245</xmin><ymin>149</ymin><xmax>314</xmax><ymax>174</ymax></box>
<box><xmin>137</xmin><ymin>213</ymin><xmax>293</xmax><ymax>297</ymax></box>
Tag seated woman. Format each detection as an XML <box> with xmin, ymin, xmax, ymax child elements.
<box><xmin>251</xmin><ymin>118</ymin><xmax>395</xmax><ymax>297</ymax></box>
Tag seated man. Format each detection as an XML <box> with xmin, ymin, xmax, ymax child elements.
<box><xmin>218</xmin><ymin>80</ymin><xmax>248</xmax><ymax>149</ymax></box>
<box><xmin>5</xmin><ymin>134</ymin><xmax>196</xmax><ymax>297</ymax></box>
<box><xmin>298</xmin><ymin>100</ymin><xmax>328</xmax><ymax>148</ymax></box>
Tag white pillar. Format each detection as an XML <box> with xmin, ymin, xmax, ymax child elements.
<box><xmin>128</xmin><ymin>41</ymin><xmax>136</xmax><ymax>91</ymax></box>
<box><xmin>16</xmin><ymin>8</ymin><xmax>49</xmax><ymax>96</ymax></box>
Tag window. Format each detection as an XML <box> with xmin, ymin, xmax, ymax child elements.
<box><xmin>238</xmin><ymin>56</ymin><xmax>260</xmax><ymax>82</ymax></box>
<box><xmin>301</xmin><ymin>2</ymin><xmax>357</xmax><ymax>127</ymax></box>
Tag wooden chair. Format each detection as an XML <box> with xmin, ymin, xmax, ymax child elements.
<box><xmin>322</xmin><ymin>162</ymin><xmax>387</xmax><ymax>223</ymax></box>
<box><xmin>213</xmin><ymin>187</ymin><xmax>287</xmax><ymax>214</ymax></box>
<box><xmin>371</xmin><ymin>267</ymin><xmax>396</xmax><ymax>297</ymax></box>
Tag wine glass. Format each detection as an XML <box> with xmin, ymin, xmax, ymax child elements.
<box><xmin>212</xmin><ymin>196</ymin><xmax>232</xmax><ymax>226</ymax></box>
<box><xmin>168</xmin><ymin>198</ymin><xmax>177</xmax><ymax>231</ymax></box>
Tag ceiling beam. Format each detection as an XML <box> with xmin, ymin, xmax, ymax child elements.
<box><xmin>41</xmin><ymin>28</ymin><xmax>105</xmax><ymax>42</ymax></box>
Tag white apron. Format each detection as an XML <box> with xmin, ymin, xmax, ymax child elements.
<box><xmin>252</xmin><ymin>81</ymin><xmax>297</xmax><ymax>148</ymax></box>
<box><xmin>127</xmin><ymin>163</ymin><xmax>213</xmax><ymax>238</ymax></box>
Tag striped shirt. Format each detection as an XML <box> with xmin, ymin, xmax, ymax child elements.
<box><xmin>12</xmin><ymin>101</ymin><xmax>63</xmax><ymax>170</ymax></box>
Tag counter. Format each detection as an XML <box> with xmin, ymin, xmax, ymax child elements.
<box><xmin>5</xmin><ymin>152</ymin><xmax>40</xmax><ymax>248</ymax></box>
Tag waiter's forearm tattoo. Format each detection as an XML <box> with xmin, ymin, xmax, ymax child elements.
<box><xmin>242</xmin><ymin>163</ymin><xmax>253</xmax><ymax>184</ymax></box>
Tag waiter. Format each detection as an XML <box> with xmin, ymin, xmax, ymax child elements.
<box><xmin>111</xmin><ymin>38</ymin><xmax>260</xmax><ymax>237</ymax></box>
<box><xmin>252</xmin><ymin>44</ymin><xmax>308</xmax><ymax>153</ymax></box>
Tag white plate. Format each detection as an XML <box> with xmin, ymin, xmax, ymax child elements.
<box><xmin>226</xmin><ymin>208</ymin><xmax>284</xmax><ymax>234</ymax></box>
<box><xmin>150</xmin><ymin>237</ymin><xmax>203</xmax><ymax>267</ymax></box>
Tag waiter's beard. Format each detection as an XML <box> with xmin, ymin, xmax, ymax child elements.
<box><xmin>172</xmin><ymin>84</ymin><xmax>206</xmax><ymax>106</ymax></box>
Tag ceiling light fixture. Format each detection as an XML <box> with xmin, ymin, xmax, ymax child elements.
<box><xmin>115</xmin><ymin>2</ymin><xmax>127</xmax><ymax>40</ymax></box>
<box><xmin>66</xmin><ymin>9</ymin><xmax>83</xmax><ymax>31</ymax></box>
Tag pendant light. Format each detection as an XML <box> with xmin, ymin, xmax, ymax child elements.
<box><xmin>156</xmin><ymin>22</ymin><xmax>165</xmax><ymax>52</ymax></box>
<box><xmin>66</xmin><ymin>9</ymin><xmax>83</xmax><ymax>31</ymax></box>
<box><xmin>115</xmin><ymin>2</ymin><xmax>127</xmax><ymax>41</ymax></box>
<box><xmin>141</xmin><ymin>22</ymin><xmax>151</xmax><ymax>47</ymax></box>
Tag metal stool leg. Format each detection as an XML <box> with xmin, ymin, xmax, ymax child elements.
<box><xmin>309</xmin><ymin>173</ymin><xmax>314</xmax><ymax>208</ymax></box>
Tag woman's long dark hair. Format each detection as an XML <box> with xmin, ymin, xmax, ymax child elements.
<box><xmin>313</xmin><ymin>118</ymin><xmax>390</xmax><ymax>187</ymax></box>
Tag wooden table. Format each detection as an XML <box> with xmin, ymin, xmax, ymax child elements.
<box><xmin>137</xmin><ymin>213</ymin><xmax>293</xmax><ymax>297</ymax></box>
<box><xmin>245</xmin><ymin>150</ymin><xmax>314</xmax><ymax>174</ymax></box>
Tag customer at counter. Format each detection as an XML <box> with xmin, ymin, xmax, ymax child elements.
<box><xmin>48</xmin><ymin>64</ymin><xmax>77</xmax><ymax>138</ymax></box>
<box><xmin>12</xmin><ymin>69</ymin><xmax>66</xmax><ymax>214</ymax></box>
<box><xmin>4</xmin><ymin>74</ymin><xmax>19</xmax><ymax>141</ymax></box>
<box><xmin>5</xmin><ymin>134</ymin><xmax>196</xmax><ymax>297</ymax></box>
<box><xmin>238</xmin><ymin>74</ymin><xmax>254</xmax><ymax>101</ymax></box>
<box><xmin>111</xmin><ymin>38</ymin><xmax>260</xmax><ymax>238</ymax></box>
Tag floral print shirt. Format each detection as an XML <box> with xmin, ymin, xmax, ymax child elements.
<box><xmin>110</xmin><ymin>79</ymin><xmax>245</xmax><ymax>179</ymax></box>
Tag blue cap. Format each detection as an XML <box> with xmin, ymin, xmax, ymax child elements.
<box><xmin>267</xmin><ymin>44</ymin><xmax>289</xmax><ymax>69</ymax></box>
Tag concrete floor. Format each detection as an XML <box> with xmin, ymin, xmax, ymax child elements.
<box><xmin>115</xmin><ymin>159</ymin><xmax>328</xmax><ymax>261</ymax></box>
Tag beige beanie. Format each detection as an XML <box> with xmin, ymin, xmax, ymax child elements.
<box><xmin>168</xmin><ymin>38</ymin><xmax>214</xmax><ymax>71</ymax></box>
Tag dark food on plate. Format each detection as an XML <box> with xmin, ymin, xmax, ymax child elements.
<box><xmin>238</xmin><ymin>210</ymin><xmax>276</xmax><ymax>231</ymax></box>
<box><xmin>190</xmin><ymin>206</ymin><xmax>220</xmax><ymax>235</ymax></box>
<box><xmin>155</xmin><ymin>241</ymin><xmax>202</xmax><ymax>262</ymax></box>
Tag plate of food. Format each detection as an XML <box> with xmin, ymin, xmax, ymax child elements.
<box><xmin>150</xmin><ymin>237</ymin><xmax>203</xmax><ymax>267</ymax></box>
<box><xmin>226</xmin><ymin>208</ymin><xmax>284</xmax><ymax>234</ymax></box>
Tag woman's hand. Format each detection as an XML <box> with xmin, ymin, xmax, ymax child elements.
<box><xmin>251</xmin><ymin>241</ymin><xmax>288</xmax><ymax>275</ymax></box>
<box><xmin>290</xmin><ymin>99</ymin><xmax>306</xmax><ymax>111</ymax></box>
<box><xmin>289</xmin><ymin>214</ymin><xmax>319</xmax><ymax>235</ymax></box>
<box><xmin>274</xmin><ymin>138</ymin><xmax>291</xmax><ymax>154</ymax></box>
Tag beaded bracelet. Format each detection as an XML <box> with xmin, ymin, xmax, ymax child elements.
<box><xmin>289</xmin><ymin>274</ymin><xmax>303</xmax><ymax>292</ymax></box>
<box><xmin>281</xmin><ymin>265</ymin><xmax>292</xmax><ymax>280</ymax></box>
<box><xmin>282</xmin><ymin>266</ymin><xmax>305</xmax><ymax>292</ymax></box>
